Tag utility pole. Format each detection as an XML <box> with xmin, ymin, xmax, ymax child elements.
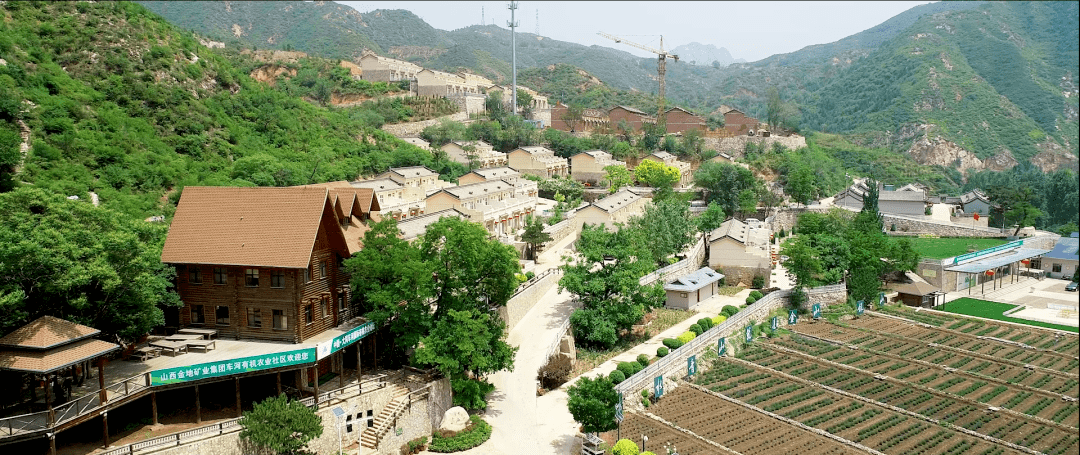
<box><xmin>507</xmin><ymin>1</ymin><xmax>519</xmax><ymax>116</ymax></box>
<box><xmin>481</xmin><ymin>6</ymin><xmax>484</xmax><ymax>26</ymax></box>
<box><xmin>535</xmin><ymin>9</ymin><xmax>539</xmax><ymax>36</ymax></box>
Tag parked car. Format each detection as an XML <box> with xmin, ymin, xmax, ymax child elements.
<box><xmin>1066</xmin><ymin>281</ymin><xmax>1078</xmax><ymax>292</ymax></box>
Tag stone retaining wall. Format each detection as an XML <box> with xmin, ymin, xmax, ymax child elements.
<box><xmin>883</xmin><ymin>214</ymin><xmax>1007</xmax><ymax>238</ymax></box>
<box><xmin>704</xmin><ymin>135</ymin><xmax>807</xmax><ymax>156</ymax></box>
<box><xmin>640</xmin><ymin>238</ymin><xmax>707</xmax><ymax>287</ymax></box>
<box><xmin>499</xmin><ymin>270</ymin><xmax>562</xmax><ymax>332</ymax></box>
<box><xmin>380</xmin><ymin>112</ymin><xmax>469</xmax><ymax>138</ymax></box>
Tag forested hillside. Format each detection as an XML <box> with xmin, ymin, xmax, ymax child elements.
<box><xmin>0</xmin><ymin>1</ymin><xmax>460</xmax><ymax>219</ymax></box>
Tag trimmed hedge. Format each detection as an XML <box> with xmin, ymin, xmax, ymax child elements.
<box><xmin>749</xmin><ymin>290</ymin><xmax>764</xmax><ymax>300</ymax></box>
<box><xmin>677</xmin><ymin>331</ymin><xmax>696</xmax><ymax>344</ymax></box>
<box><xmin>636</xmin><ymin>354</ymin><xmax>650</xmax><ymax>367</ymax></box>
<box><xmin>657</xmin><ymin>346</ymin><xmax>669</xmax><ymax>357</ymax></box>
<box><xmin>721</xmin><ymin>305</ymin><xmax>740</xmax><ymax>317</ymax></box>
<box><xmin>689</xmin><ymin>323</ymin><xmax>703</xmax><ymax>336</ymax></box>
<box><xmin>662</xmin><ymin>338</ymin><xmax>684</xmax><ymax>350</ymax></box>
<box><xmin>609</xmin><ymin>370</ymin><xmax>626</xmax><ymax>384</ymax></box>
<box><xmin>429</xmin><ymin>416</ymin><xmax>492</xmax><ymax>452</ymax></box>
<box><xmin>616</xmin><ymin>362</ymin><xmax>636</xmax><ymax>377</ymax></box>
<box><xmin>746</xmin><ymin>295</ymin><xmax>758</xmax><ymax>304</ymax></box>
<box><xmin>613</xmin><ymin>438</ymin><xmax>640</xmax><ymax>455</ymax></box>
<box><xmin>711</xmin><ymin>315</ymin><xmax>727</xmax><ymax>325</ymax></box>
<box><xmin>697</xmin><ymin>317</ymin><xmax>714</xmax><ymax>330</ymax></box>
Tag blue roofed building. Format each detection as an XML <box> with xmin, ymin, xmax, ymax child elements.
<box><xmin>1042</xmin><ymin>233</ymin><xmax>1079</xmax><ymax>280</ymax></box>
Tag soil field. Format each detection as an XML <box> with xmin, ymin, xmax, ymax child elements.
<box><xmin>692</xmin><ymin>355</ymin><xmax>1028</xmax><ymax>455</ymax></box>
<box><xmin>877</xmin><ymin>305</ymin><xmax>1080</xmax><ymax>354</ymax></box>
<box><xmin>790</xmin><ymin>321</ymin><xmax>1080</xmax><ymax>398</ymax></box>
<box><xmin>613</xmin><ymin>412</ymin><xmax>723</xmax><ymax>454</ymax></box>
<box><xmin>646</xmin><ymin>386</ymin><xmax>860</xmax><ymax>454</ymax></box>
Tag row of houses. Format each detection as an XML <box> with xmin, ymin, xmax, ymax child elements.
<box><xmin>833</xmin><ymin>180</ymin><xmax>996</xmax><ymax>219</ymax></box>
<box><xmin>549</xmin><ymin>104</ymin><xmax>772</xmax><ymax>137</ymax></box>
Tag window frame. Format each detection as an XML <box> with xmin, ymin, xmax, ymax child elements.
<box><xmin>320</xmin><ymin>261</ymin><xmax>328</xmax><ymax>279</ymax></box>
<box><xmin>213</xmin><ymin>267</ymin><xmax>227</xmax><ymax>285</ymax></box>
<box><xmin>215</xmin><ymin>305</ymin><xmax>230</xmax><ymax>326</ymax></box>
<box><xmin>270</xmin><ymin>270</ymin><xmax>285</xmax><ymax>288</ymax></box>
<box><xmin>273</xmin><ymin>309</ymin><xmax>288</xmax><ymax>330</ymax></box>
<box><xmin>321</xmin><ymin>296</ymin><xmax>330</xmax><ymax>319</ymax></box>
<box><xmin>245</xmin><ymin>268</ymin><xmax>259</xmax><ymax>287</ymax></box>
<box><xmin>188</xmin><ymin>267</ymin><xmax>202</xmax><ymax>284</ymax></box>
<box><xmin>247</xmin><ymin>308</ymin><xmax>262</xmax><ymax>328</ymax></box>
<box><xmin>304</xmin><ymin>304</ymin><xmax>314</xmax><ymax>325</ymax></box>
<box><xmin>1052</xmin><ymin>263</ymin><xmax>1062</xmax><ymax>273</ymax></box>
<box><xmin>191</xmin><ymin>305</ymin><xmax>205</xmax><ymax>324</ymax></box>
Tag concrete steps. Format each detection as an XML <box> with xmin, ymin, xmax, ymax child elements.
<box><xmin>359</xmin><ymin>385</ymin><xmax>410</xmax><ymax>449</ymax></box>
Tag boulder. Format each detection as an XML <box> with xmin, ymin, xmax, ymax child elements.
<box><xmin>439</xmin><ymin>406</ymin><xmax>470</xmax><ymax>432</ymax></box>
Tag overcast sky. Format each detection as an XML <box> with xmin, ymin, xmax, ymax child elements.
<box><xmin>338</xmin><ymin>1</ymin><xmax>935</xmax><ymax>62</ymax></box>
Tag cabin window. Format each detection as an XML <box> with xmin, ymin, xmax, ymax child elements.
<box><xmin>271</xmin><ymin>270</ymin><xmax>285</xmax><ymax>288</ymax></box>
<box><xmin>191</xmin><ymin>305</ymin><xmax>205</xmax><ymax>324</ymax></box>
<box><xmin>304</xmin><ymin>267</ymin><xmax>311</xmax><ymax>283</ymax></box>
<box><xmin>1052</xmin><ymin>264</ymin><xmax>1062</xmax><ymax>273</ymax></box>
<box><xmin>273</xmin><ymin>309</ymin><xmax>288</xmax><ymax>330</ymax></box>
<box><xmin>215</xmin><ymin>306</ymin><xmax>230</xmax><ymax>325</ymax></box>
<box><xmin>188</xmin><ymin>267</ymin><xmax>201</xmax><ymax>284</ymax></box>
<box><xmin>245</xmin><ymin>269</ymin><xmax>259</xmax><ymax>287</ymax></box>
<box><xmin>247</xmin><ymin>308</ymin><xmax>262</xmax><ymax>328</ymax></box>
<box><xmin>213</xmin><ymin>267</ymin><xmax>227</xmax><ymax>285</ymax></box>
<box><xmin>321</xmin><ymin>297</ymin><xmax>330</xmax><ymax>318</ymax></box>
<box><xmin>305</xmin><ymin>304</ymin><xmax>314</xmax><ymax>324</ymax></box>
<box><xmin>320</xmin><ymin>261</ymin><xmax>328</xmax><ymax>279</ymax></box>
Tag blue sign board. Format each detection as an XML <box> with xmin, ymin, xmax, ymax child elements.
<box><xmin>318</xmin><ymin>320</ymin><xmax>376</xmax><ymax>360</ymax></box>
<box><xmin>856</xmin><ymin>300</ymin><xmax>865</xmax><ymax>316</ymax></box>
<box><xmin>771</xmin><ymin>316</ymin><xmax>779</xmax><ymax>331</ymax></box>
<box><xmin>718</xmin><ymin>337</ymin><xmax>726</xmax><ymax>356</ymax></box>
<box><xmin>812</xmin><ymin>303</ymin><xmax>822</xmax><ymax>319</ymax></box>
<box><xmin>687</xmin><ymin>355</ymin><xmax>697</xmax><ymax>377</ymax></box>
<box><xmin>745</xmin><ymin>325</ymin><xmax>753</xmax><ymax>343</ymax></box>
<box><xmin>788</xmin><ymin>309</ymin><xmax>798</xmax><ymax>325</ymax></box>
<box><xmin>878</xmin><ymin>292</ymin><xmax>886</xmax><ymax>309</ymax></box>
<box><xmin>615</xmin><ymin>393</ymin><xmax>624</xmax><ymax>423</ymax></box>
<box><xmin>654</xmin><ymin>375</ymin><xmax>664</xmax><ymax>399</ymax></box>
<box><xmin>151</xmin><ymin>348</ymin><xmax>316</xmax><ymax>386</ymax></box>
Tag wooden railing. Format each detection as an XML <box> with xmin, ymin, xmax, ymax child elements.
<box><xmin>0</xmin><ymin>373</ymin><xmax>150</xmax><ymax>437</ymax></box>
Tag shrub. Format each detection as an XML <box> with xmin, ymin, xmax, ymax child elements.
<box><xmin>711</xmin><ymin>315</ymin><xmax>727</xmax><ymax>325</ymax></box>
<box><xmin>891</xmin><ymin>223</ymin><xmax>897</xmax><ymax>231</ymax></box>
<box><xmin>641</xmin><ymin>389</ymin><xmax>650</xmax><ymax>399</ymax></box>
<box><xmin>537</xmin><ymin>354</ymin><xmax>573</xmax><ymax>390</ymax></box>
<box><xmin>642</xmin><ymin>452</ymin><xmax>658</xmax><ymax>455</ymax></box>
<box><xmin>617</xmin><ymin>362</ymin><xmax>637</xmax><ymax>377</ymax></box>
<box><xmin>636</xmin><ymin>354</ymin><xmax>650</xmax><ymax>367</ymax></box>
<box><xmin>778</xmin><ymin>228</ymin><xmax>786</xmax><ymax>238</ymax></box>
<box><xmin>677</xmin><ymin>331</ymin><xmax>696</xmax><ymax>344</ymax></box>
<box><xmin>429</xmin><ymin>416</ymin><xmax>492</xmax><ymax>452</ymax></box>
<box><xmin>451</xmin><ymin>378</ymin><xmax>495</xmax><ymax>411</ymax></box>
<box><xmin>662</xmin><ymin>338</ymin><xmax>684</xmax><ymax>350</ymax></box>
<box><xmin>752</xmin><ymin>275</ymin><xmax>765</xmax><ymax>289</ymax></box>
<box><xmin>749</xmin><ymin>290</ymin><xmax>764</xmax><ymax>300</ymax></box>
<box><xmin>657</xmin><ymin>346</ymin><xmax>669</xmax><ymax>357</ymax></box>
<box><xmin>609</xmin><ymin>370</ymin><xmax>626</xmax><ymax>384</ymax></box>
<box><xmin>746</xmin><ymin>295</ymin><xmax>758</xmax><ymax>305</ymax></box>
<box><xmin>613</xmin><ymin>439</ymin><xmax>640</xmax><ymax>455</ymax></box>
<box><xmin>400</xmin><ymin>436</ymin><xmax>428</xmax><ymax>455</ymax></box>
<box><xmin>525</xmin><ymin>271</ymin><xmax>536</xmax><ymax>280</ymax></box>
<box><xmin>721</xmin><ymin>305</ymin><xmax>740</xmax><ymax>317</ymax></box>
<box><xmin>689</xmin><ymin>323</ymin><xmax>703</xmax><ymax>336</ymax></box>
<box><xmin>698</xmin><ymin>317</ymin><xmax>714</xmax><ymax>330</ymax></box>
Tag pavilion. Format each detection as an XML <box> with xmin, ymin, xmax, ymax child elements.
<box><xmin>944</xmin><ymin>240</ymin><xmax>1050</xmax><ymax>294</ymax></box>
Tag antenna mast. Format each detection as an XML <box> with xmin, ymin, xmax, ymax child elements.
<box><xmin>507</xmin><ymin>1</ymin><xmax>519</xmax><ymax>116</ymax></box>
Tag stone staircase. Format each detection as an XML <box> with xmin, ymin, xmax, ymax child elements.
<box><xmin>359</xmin><ymin>384</ymin><xmax>411</xmax><ymax>450</ymax></box>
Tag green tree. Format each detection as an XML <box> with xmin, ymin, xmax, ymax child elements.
<box><xmin>344</xmin><ymin>218</ymin><xmax>433</xmax><ymax>357</ymax></box>
<box><xmin>516</xmin><ymin>89</ymin><xmax>534</xmax><ymax>117</ymax></box>
<box><xmin>766</xmin><ymin>86</ymin><xmax>782</xmax><ymax>132</ymax></box>
<box><xmin>420</xmin><ymin>217</ymin><xmax>521</xmax><ymax>321</ymax></box>
<box><xmin>485</xmin><ymin>90</ymin><xmax>507</xmax><ymax>122</ymax></box>
<box><xmin>0</xmin><ymin>187</ymin><xmax>181</xmax><ymax>340</ymax></box>
<box><xmin>696</xmin><ymin>202</ymin><xmax>726</xmax><ymax>245</ymax></box>
<box><xmin>519</xmin><ymin>214</ymin><xmax>552</xmax><ymax>261</ymax></box>
<box><xmin>785</xmin><ymin>163</ymin><xmax>817</xmax><ymax>207</ymax></box>
<box><xmin>239</xmin><ymin>394</ymin><xmax>323</xmax><ymax>455</ymax></box>
<box><xmin>414</xmin><ymin>308</ymin><xmax>517</xmax><ymax>380</ymax></box>
<box><xmin>602</xmin><ymin>165</ymin><xmax>633</xmax><ymax>193</ymax></box>
<box><xmin>633</xmin><ymin>159</ymin><xmax>679</xmax><ymax>190</ymax></box>
<box><xmin>694</xmin><ymin>161</ymin><xmax>761</xmax><ymax>216</ymax></box>
<box><xmin>420</xmin><ymin>119</ymin><xmax>468</xmax><ymax>147</ymax></box>
<box><xmin>560</xmin><ymin>103</ymin><xmax>585</xmax><ymax>132</ymax></box>
<box><xmin>566</xmin><ymin>376</ymin><xmax>619</xmax><ymax>433</ymax></box>
<box><xmin>627</xmin><ymin>198</ymin><xmax>695</xmax><ymax>267</ymax></box>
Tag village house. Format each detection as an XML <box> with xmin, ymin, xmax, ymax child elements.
<box><xmin>161</xmin><ymin>186</ymin><xmax>379</xmax><ymax>343</ymax></box>
<box><xmin>570</xmin><ymin>149</ymin><xmax>627</xmax><ymax>185</ymax></box>
<box><xmin>550</xmin><ymin>103</ymin><xmax>608</xmax><ymax>133</ymax></box>
<box><xmin>1041</xmin><ymin>233</ymin><xmax>1079</xmax><ymax>280</ymax></box>
<box><xmin>440</xmin><ymin>140</ymin><xmax>508</xmax><ymax>169</ymax></box>
<box><xmin>958</xmin><ymin>189</ymin><xmax>995</xmax><ymax>215</ymax></box>
<box><xmin>607</xmin><ymin>105</ymin><xmax>656</xmax><ymax>133</ymax></box>
<box><xmin>721</xmin><ymin>107</ymin><xmax>760</xmax><ymax>136</ymax></box>
<box><xmin>507</xmin><ymin>146</ymin><xmax>570</xmax><ymax>178</ymax></box>
<box><xmin>395</xmin><ymin>208</ymin><xmax>471</xmax><ymax>241</ymax></box>
<box><xmin>457</xmin><ymin>166</ymin><xmax>539</xmax><ymax>198</ymax></box>
<box><xmin>642</xmin><ymin>151</ymin><xmax>693</xmax><ymax>187</ymax></box>
<box><xmin>424</xmin><ymin>179</ymin><xmax>537</xmax><ymax>237</ymax></box>
<box><xmin>878</xmin><ymin>190</ymin><xmax>928</xmax><ymax>216</ymax></box>
<box><xmin>664</xmin><ymin>106</ymin><xmax>706</xmax><ymax>134</ymax></box>
<box><xmin>399</xmin><ymin>137</ymin><xmax>432</xmax><ymax>151</ymax></box>
<box><xmin>708</xmin><ymin>218</ymin><xmax>772</xmax><ymax>287</ymax></box>
<box><xmin>349</xmin><ymin>178</ymin><xmax>416</xmax><ymax>219</ymax></box>
<box><xmin>574</xmin><ymin>189</ymin><xmax>650</xmax><ymax>232</ymax></box>
<box><xmin>358</xmin><ymin>53</ymin><xmax>423</xmax><ymax>83</ymax></box>
<box><xmin>416</xmin><ymin>68</ymin><xmax>483</xmax><ymax>97</ymax></box>
<box><xmin>664</xmin><ymin>267</ymin><xmax>725</xmax><ymax>310</ymax></box>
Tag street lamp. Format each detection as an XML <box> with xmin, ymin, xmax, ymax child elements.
<box><xmin>331</xmin><ymin>407</ymin><xmax>346</xmax><ymax>455</ymax></box>
<box><xmin>642</xmin><ymin>434</ymin><xmax>648</xmax><ymax>452</ymax></box>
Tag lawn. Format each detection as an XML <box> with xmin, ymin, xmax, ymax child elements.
<box><xmin>934</xmin><ymin>298</ymin><xmax>1079</xmax><ymax>333</ymax></box>
<box><xmin>907</xmin><ymin>237</ymin><xmax>1010</xmax><ymax>259</ymax></box>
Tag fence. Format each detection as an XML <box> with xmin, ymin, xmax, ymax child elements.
<box><xmin>615</xmin><ymin>289</ymin><xmax>792</xmax><ymax>396</ymax></box>
<box><xmin>542</xmin><ymin>317</ymin><xmax>574</xmax><ymax>362</ymax></box>
<box><xmin>639</xmin><ymin>237</ymin><xmax>707</xmax><ymax>286</ymax></box>
<box><xmin>0</xmin><ymin>373</ymin><xmax>150</xmax><ymax>437</ymax></box>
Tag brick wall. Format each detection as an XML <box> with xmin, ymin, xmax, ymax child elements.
<box><xmin>380</xmin><ymin>112</ymin><xmax>469</xmax><ymax>138</ymax></box>
<box><xmin>499</xmin><ymin>269</ymin><xmax>563</xmax><ymax>332</ymax></box>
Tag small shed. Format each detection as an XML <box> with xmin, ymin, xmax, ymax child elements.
<box><xmin>893</xmin><ymin>280</ymin><xmax>944</xmax><ymax>308</ymax></box>
<box><xmin>664</xmin><ymin>267</ymin><xmax>725</xmax><ymax>310</ymax></box>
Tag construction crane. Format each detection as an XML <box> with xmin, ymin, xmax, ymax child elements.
<box><xmin>597</xmin><ymin>32</ymin><xmax>679</xmax><ymax>124</ymax></box>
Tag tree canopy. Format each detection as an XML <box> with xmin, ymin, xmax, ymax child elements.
<box><xmin>633</xmin><ymin>159</ymin><xmax>679</xmax><ymax>190</ymax></box>
<box><xmin>239</xmin><ymin>394</ymin><xmax>323</xmax><ymax>455</ymax></box>
<box><xmin>566</xmin><ymin>376</ymin><xmax>619</xmax><ymax>433</ymax></box>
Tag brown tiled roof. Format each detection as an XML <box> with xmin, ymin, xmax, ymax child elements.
<box><xmin>0</xmin><ymin>316</ymin><xmax>100</xmax><ymax>350</ymax></box>
<box><xmin>0</xmin><ymin>338</ymin><xmax>119</xmax><ymax>373</ymax></box>
<box><xmin>161</xmin><ymin>187</ymin><xmax>333</xmax><ymax>269</ymax></box>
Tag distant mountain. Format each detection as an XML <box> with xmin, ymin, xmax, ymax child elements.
<box><xmin>669</xmin><ymin>42</ymin><xmax>743</xmax><ymax>67</ymax></box>
<box><xmin>140</xmin><ymin>1</ymin><xmax>1078</xmax><ymax>172</ymax></box>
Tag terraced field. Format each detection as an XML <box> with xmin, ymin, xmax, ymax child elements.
<box><xmin>619</xmin><ymin>310</ymin><xmax>1079</xmax><ymax>455</ymax></box>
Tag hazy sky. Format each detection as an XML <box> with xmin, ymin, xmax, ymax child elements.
<box><xmin>338</xmin><ymin>1</ymin><xmax>934</xmax><ymax>62</ymax></box>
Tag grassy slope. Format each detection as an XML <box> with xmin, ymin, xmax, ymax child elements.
<box><xmin>907</xmin><ymin>238</ymin><xmax>1010</xmax><ymax>259</ymax></box>
<box><xmin>935</xmin><ymin>298</ymin><xmax>1078</xmax><ymax>333</ymax></box>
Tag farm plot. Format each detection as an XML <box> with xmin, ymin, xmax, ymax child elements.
<box><xmin>876</xmin><ymin>306</ymin><xmax>1080</xmax><ymax>356</ymax></box>
<box><xmin>751</xmin><ymin>339</ymin><xmax>1080</xmax><ymax>452</ymax></box>
<box><xmin>646</xmin><ymin>386</ymin><xmax>860</xmax><ymax>455</ymax></box>
<box><xmin>616</xmin><ymin>412</ymin><xmax>725</xmax><ymax>454</ymax></box>
<box><xmin>693</xmin><ymin>357</ymin><xmax>1026</xmax><ymax>455</ymax></box>
<box><xmin>791</xmin><ymin>322</ymin><xmax>1080</xmax><ymax>399</ymax></box>
<box><xmin>856</xmin><ymin>315</ymin><xmax>1080</xmax><ymax>373</ymax></box>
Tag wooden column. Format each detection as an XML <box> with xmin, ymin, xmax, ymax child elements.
<box><xmin>151</xmin><ymin>392</ymin><xmax>158</xmax><ymax>425</ymax></box>
<box><xmin>194</xmin><ymin>384</ymin><xmax>201</xmax><ymax>424</ymax></box>
<box><xmin>338</xmin><ymin>351</ymin><xmax>345</xmax><ymax>389</ymax></box>
<box><xmin>313</xmin><ymin>368</ymin><xmax>320</xmax><ymax>407</ymax></box>
<box><xmin>49</xmin><ymin>433</ymin><xmax>56</xmax><ymax>455</ymax></box>
<box><xmin>235</xmin><ymin>377</ymin><xmax>242</xmax><ymax>418</ymax></box>
<box><xmin>101</xmin><ymin>412</ymin><xmax>109</xmax><ymax>448</ymax></box>
<box><xmin>44</xmin><ymin>373</ymin><xmax>53</xmax><ymax>426</ymax></box>
<box><xmin>97</xmin><ymin>357</ymin><xmax>107</xmax><ymax>405</ymax></box>
<box><xmin>356</xmin><ymin>343</ymin><xmax>362</xmax><ymax>386</ymax></box>
<box><xmin>276</xmin><ymin>372</ymin><xmax>282</xmax><ymax>396</ymax></box>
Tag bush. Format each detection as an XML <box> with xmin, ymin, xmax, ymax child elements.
<box><xmin>677</xmin><ymin>331</ymin><xmax>696</xmax><ymax>344</ymax></box>
<box><xmin>525</xmin><ymin>271</ymin><xmax>536</xmax><ymax>280</ymax></box>
<box><xmin>617</xmin><ymin>362</ymin><xmax>637</xmax><ymax>378</ymax></box>
<box><xmin>657</xmin><ymin>346</ymin><xmax>669</xmax><ymax>357</ymax></box>
<box><xmin>749</xmin><ymin>290</ymin><xmax>764</xmax><ymax>300</ymax></box>
<box><xmin>778</xmin><ymin>228</ymin><xmax>786</xmax><ymax>238</ymax></box>
<box><xmin>609</xmin><ymin>370</ymin><xmax>626</xmax><ymax>384</ymax></box>
<box><xmin>641</xmin><ymin>389</ymin><xmax>650</xmax><ymax>399</ymax></box>
<box><xmin>721</xmin><ymin>305</ymin><xmax>740</xmax><ymax>317</ymax></box>
<box><xmin>537</xmin><ymin>354</ymin><xmax>573</xmax><ymax>390</ymax></box>
<box><xmin>662</xmin><ymin>338</ymin><xmax>684</xmax><ymax>350</ymax></box>
<box><xmin>752</xmin><ymin>275</ymin><xmax>765</xmax><ymax>289</ymax></box>
<box><xmin>642</xmin><ymin>452</ymin><xmax>658</xmax><ymax>455</ymax></box>
<box><xmin>698</xmin><ymin>317</ymin><xmax>714</xmax><ymax>330</ymax></box>
<box><xmin>891</xmin><ymin>223</ymin><xmax>897</xmax><ymax>231</ymax></box>
<box><xmin>746</xmin><ymin>295</ymin><xmax>758</xmax><ymax>305</ymax></box>
<box><xmin>451</xmin><ymin>379</ymin><xmax>495</xmax><ymax>411</ymax></box>
<box><xmin>689</xmin><ymin>323</ymin><xmax>703</xmax><ymax>336</ymax></box>
<box><xmin>711</xmin><ymin>315</ymin><xmax>727</xmax><ymax>325</ymax></box>
<box><xmin>401</xmin><ymin>436</ymin><xmax>428</xmax><ymax>455</ymax></box>
<box><xmin>613</xmin><ymin>439</ymin><xmax>640</xmax><ymax>455</ymax></box>
<box><xmin>636</xmin><ymin>354</ymin><xmax>650</xmax><ymax>367</ymax></box>
<box><xmin>429</xmin><ymin>416</ymin><xmax>492</xmax><ymax>452</ymax></box>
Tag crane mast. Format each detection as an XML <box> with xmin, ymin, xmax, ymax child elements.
<box><xmin>597</xmin><ymin>32</ymin><xmax>679</xmax><ymax>124</ymax></box>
